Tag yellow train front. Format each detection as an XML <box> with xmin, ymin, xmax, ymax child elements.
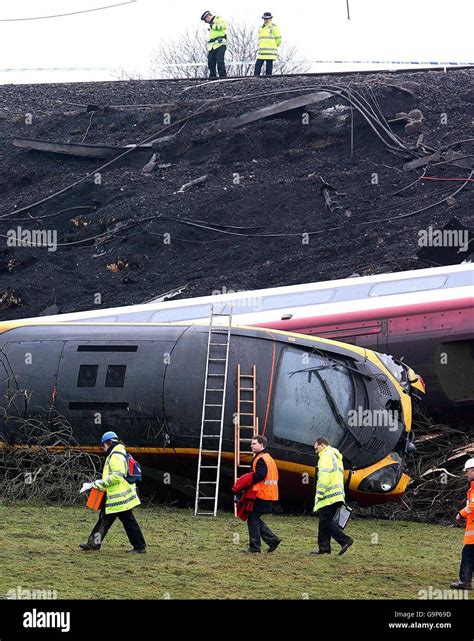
<box><xmin>0</xmin><ymin>320</ymin><xmax>425</xmax><ymax>507</ymax></box>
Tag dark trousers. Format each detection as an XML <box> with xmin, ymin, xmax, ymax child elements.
<box><xmin>88</xmin><ymin>508</ymin><xmax>146</xmax><ymax>550</ymax></box>
<box><xmin>459</xmin><ymin>544</ymin><xmax>474</xmax><ymax>584</ymax></box>
<box><xmin>317</xmin><ymin>501</ymin><xmax>352</xmax><ymax>552</ymax></box>
<box><xmin>208</xmin><ymin>45</ymin><xmax>227</xmax><ymax>78</ymax></box>
<box><xmin>247</xmin><ymin>510</ymin><xmax>279</xmax><ymax>551</ymax></box>
<box><xmin>254</xmin><ymin>59</ymin><xmax>274</xmax><ymax>76</ymax></box>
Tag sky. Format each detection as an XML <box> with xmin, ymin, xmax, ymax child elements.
<box><xmin>0</xmin><ymin>0</ymin><xmax>473</xmax><ymax>83</ymax></box>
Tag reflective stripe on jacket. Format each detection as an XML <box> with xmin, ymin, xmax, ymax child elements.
<box><xmin>257</xmin><ymin>21</ymin><xmax>282</xmax><ymax>60</ymax></box>
<box><xmin>459</xmin><ymin>481</ymin><xmax>474</xmax><ymax>545</ymax></box>
<box><xmin>251</xmin><ymin>451</ymin><xmax>279</xmax><ymax>501</ymax></box>
<box><xmin>208</xmin><ymin>16</ymin><xmax>227</xmax><ymax>51</ymax></box>
<box><xmin>95</xmin><ymin>443</ymin><xmax>141</xmax><ymax>515</ymax></box>
<box><xmin>313</xmin><ymin>445</ymin><xmax>345</xmax><ymax>512</ymax></box>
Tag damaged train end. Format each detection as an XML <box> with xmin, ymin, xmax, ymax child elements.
<box><xmin>0</xmin><ymin>319</ymin><xmax>424</xmax><ymax>507</ymax></box>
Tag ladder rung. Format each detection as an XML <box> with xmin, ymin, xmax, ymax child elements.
<box><xmin>204</xmin><ymin>419</ymin><xmax>221</xmax><ymax>422</ymax></box>
<box><xmin>240</xmin><ymin>438</ymin><xmax>254</xmax><ymax>442</ymax></box>
<box><xmin>209</xmin><ymin>358</ymin><xmax>226</xmax><ymax>361</ymax></box>
<box><xmin>205</xmin><ymin>404</ymin><xmax>223</xmax><ymax>407</ymax></box>
<box><xmin>197</xmin><ymin>496</ymin><xmax>216</xmax><ymax>500</ymax></box>
<box><xmin>199</xmin><ymin>481</ymin><xmax>217</xmax><ymax>484</ymax></box>
<box><xmin>210</xmin><ymin>342</ymin><xmax>228</xmax><ymax>346</ymax></box>
<box><xmin>196</xmin><ymin>512</ymin><xmax>215</xmax><ymax>515</ymax></box>
<box><xmin>201</xmin><ymin>449</ymin><xmax>219</xmax><ymax>453</ymax></box>
<box><xmin>239</xmin><ymin>375</ymin><xmax>255</xmax><ymax>378</ymax></box>
<box><xmin>238</xmin><ymin>464</ymin><xmax>252</xmax><ymax>468</ymax></box>
<box><xmin>207</xmin><ymin>374</ymin><xmax>225</xmax><ymax>377</ymax></box>
<box><xmin>201</xmin><ymin>465</ymin><xmax>218</xmax><ymax>469</ymax></box>
<box><xmin>202</xmin><ymin>434</ymin><xmax>220</xmax><ymax>438</ymax></box>
<box><xmin>207</xmin><ymin>388</ymin><xmax>224</xmax><ymax>392</ymax></box>
<box><xmin>240</xmin><ymin>387</ymin><xmax>254</xmax><ymax>391</ymax></box>
<box><xmin>239</xmin><ymin>399</ymin><xmax>254</xmax><ymax>403</ymax></box>
<box><xmin>239</xmin><ymin>413</ymin><xmax>254</xmax><ymax>416</ymax></box>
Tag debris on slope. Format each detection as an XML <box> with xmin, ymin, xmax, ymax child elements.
<box><xmin>0</xmin><ymin>70</ymin><xmax>473</xmax><ymax>324</ymax></box>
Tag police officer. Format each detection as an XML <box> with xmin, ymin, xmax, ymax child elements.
<box><xmin>311</xmin><ymin>437</ymin><xmax>353</xmax><ymax>555</ymax></box>
<box><xmin>242</xmin><ymin>435</ymin><xmax>281</xmax><ymax>553</ymax></box>
<box><xmin>79</xmin><ymin>431</ymin><xmax>146</xmax><ymax>553</ymax></box>
<box><xmin>254</xmin><ymin>12</ymin><xmax>282</xmax><ymax>76</ymax></box>
<box><xmin>201</xmin><ymin>10</ymin><xmax>227</xmax><ymax>79</ymax></box>
<box><xmin>451</xmin><ymin>458</ymin><xmax>474</xmax><ymax>590</ymax></box>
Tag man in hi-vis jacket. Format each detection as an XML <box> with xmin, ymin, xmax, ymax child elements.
<box><xmin>79</xmin><ymin>431</ymin><xmax>146</xmax><ymax>553</ymax></box>
<box><xmin>312</xmin><ymin>437</ymin><xmax>353</xmax><ymax>556</ymax></box>
<box><xmin>241</xmin><ymin>435</ymin><xmax>282</xmax><ymax>553</ymax></box>
<box><xmin>451</xmin><ymin>458</ymin><xmax>474</xmax><ymax>590</ymax></box>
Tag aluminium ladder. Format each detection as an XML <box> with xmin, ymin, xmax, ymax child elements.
<box><xmin>234</xmin><ymin>364</ymin><xmax>259</xmax><ymax>516</ymax></box>
<box><xmin>194</xmin><ymin>305</ymin><xmax>232</xmax><ymax>516</ymax></box>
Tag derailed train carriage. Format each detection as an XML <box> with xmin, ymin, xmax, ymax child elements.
<box><xmin>0</xmin><ymin>319</ymin><xmax>424</xmax><ymax>507</ymax></box>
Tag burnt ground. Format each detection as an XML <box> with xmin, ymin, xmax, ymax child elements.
<box><xmin>0</xmin><ymin>69</ymin><xmax>473</xmax><ymax>319</ymax></box>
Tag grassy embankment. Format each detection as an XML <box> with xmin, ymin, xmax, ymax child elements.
<box><xmin>0</xmin><ymin>505</ymin><xmax>468</xmax><ymax>600</ymax></box>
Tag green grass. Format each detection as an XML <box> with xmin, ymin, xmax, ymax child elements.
<box><xmin>0</xmin><ymin>504</ymin><xmax>470</xmax><ymax>600</ymax></box>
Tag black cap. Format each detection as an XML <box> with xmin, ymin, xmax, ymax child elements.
<box><xmin>262</xmin><ymin>12</ymin><xmax>273</xmax><ymax>19</ymax></box>
<box><xmin>201</xmin><ymin>11</ymin><xmax>212</xmax><ymax>20</ymax></box>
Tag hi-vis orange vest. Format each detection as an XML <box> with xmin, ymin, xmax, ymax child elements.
<box><xmin>460</xmin><ymin>481</ymin><xmax>474</xmax><ymax>545</ymax></box>
<box><xmin>251</xmin><ymin>451</ymin><xmax>279</xmax><ymax>501</ymax></box>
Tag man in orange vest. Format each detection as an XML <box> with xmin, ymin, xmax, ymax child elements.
<box><xmin>451</xmin><ymin>458</ymin><xmax>474</xmax><ymax>590</ymax></box>
<box><xmin>241</xmin><ymin>435</ymin><xmax>281</xmax><ymax>553</ymax></box>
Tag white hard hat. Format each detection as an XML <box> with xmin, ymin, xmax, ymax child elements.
<box><xmin>464</xmin><ymin>458</ymin><xmax>474</xmax><ymax>471</ymax></box>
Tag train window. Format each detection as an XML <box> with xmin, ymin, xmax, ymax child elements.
<box><xmin>77</xmin><ymin>346</ymin><xmax>138</xmax><ymax>352</ymax></box>
<box><xmin>273</xmin><ymin>347</ymin><xmax>352</xmax><ymax>448</ymax></box>
<box><xmin>368</xmin><ymin>275</ymin><xmax>447</xmax><ymax>297</ymax></box>
<box><xmin>436</xmin><ymin>340</ymin><xmax>474</xmax><ymax>403</ymax></box>
<box><xmin>105</xmin><ymin>365</ymin><xmax>127</xmax><ymax>387</ymax></box>
<box><xmin>77</xmin><ymin>364</ymin><xmax>98</xmax><ymax>387</ymax></box>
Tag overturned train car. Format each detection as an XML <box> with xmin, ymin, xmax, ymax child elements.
<box><xmin>0</xmin><ymin>320</ymin><xmax>424</xmax><ymax>507</ymax></box>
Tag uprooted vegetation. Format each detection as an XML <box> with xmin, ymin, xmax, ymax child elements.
<box><xmin>0</xmin><ymin>391</ymin><xmax>101</xmax><ymax>504</ymax></box>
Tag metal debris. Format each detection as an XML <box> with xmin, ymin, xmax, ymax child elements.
<box><xmin>141</xmin><ymin>152</ymin><xmax>159</xmax><ymax>174</ymax></box>
<box><xmin>176</xmin><ymin>175</ymin><xmax>208</xmax><ymax>193</ymax></box>
<box><xmin>203</xmin><ymin>91</ymin><xmax>331</xmax><ymax>134</ymax></box>
<box><xmin>13</xmin><ymin>136</ymin><xmax>174</xmax><ymax>159</ymax></box>
<box><xmin>318</xmin><ymin>175</ymin><xmax>345</xmax><ymax>214</ymax></box>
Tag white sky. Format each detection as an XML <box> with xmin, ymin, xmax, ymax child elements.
<box><xmin>1</xmin><ymin>0</ymin><xmax>473</xmax><ymax>83</ymax></box>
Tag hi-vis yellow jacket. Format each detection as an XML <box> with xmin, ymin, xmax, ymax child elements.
<box><xmin>257</xmin><ymin>21</ymin><xmax>282</xmax><ymax>60</ymax></box>
<box><xmin>313</xmin><ymin>445</ymin><xmax>346</xmax><ymax>512</ymax></box>
<box><xmin>208</xmin><ymin>16</ymin><xmax>227</xmax><ymax>51</ymax></box>
<box><xmin>95</xmin><ymin>443</ymin><xmax>140</xmax><ymax>515</ymax></box>
<box><xmin>459</xmin><ymin>481</ymin><xmax>474</xmax><ymax>545</ymax></box>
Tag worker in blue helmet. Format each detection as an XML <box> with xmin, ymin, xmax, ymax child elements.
<box><xmin>78</xmin><ymin>431</ymin><xmax>147</xmax><ymax>553</ymax></box>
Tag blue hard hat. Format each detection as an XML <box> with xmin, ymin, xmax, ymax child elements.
<box><xmin>101</xmin><ymin>431</ymin><xmax>118</xmax><ymax>444</ymax></box>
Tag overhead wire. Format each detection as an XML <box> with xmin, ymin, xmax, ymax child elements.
<box><xmin>0</xmin><ymin>1</ymin><xmax>137</xmax><ymax>22</ymax></box>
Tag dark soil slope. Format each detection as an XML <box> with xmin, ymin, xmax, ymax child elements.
<box><xmin>0</xmin><ymin>69</ymin><xmax>473</xmax><ymax>320</ymax></box>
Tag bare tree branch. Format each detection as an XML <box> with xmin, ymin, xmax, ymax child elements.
<box><xmin>150</xmin><ymin>22</ymin><xmax>309</xmax><ymax>79</ymax></box>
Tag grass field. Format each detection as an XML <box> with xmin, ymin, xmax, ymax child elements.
<box><xmin>0</xmin><ymin>504</ymin><xmax>470</xmax><ymax>600</ymax></box>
